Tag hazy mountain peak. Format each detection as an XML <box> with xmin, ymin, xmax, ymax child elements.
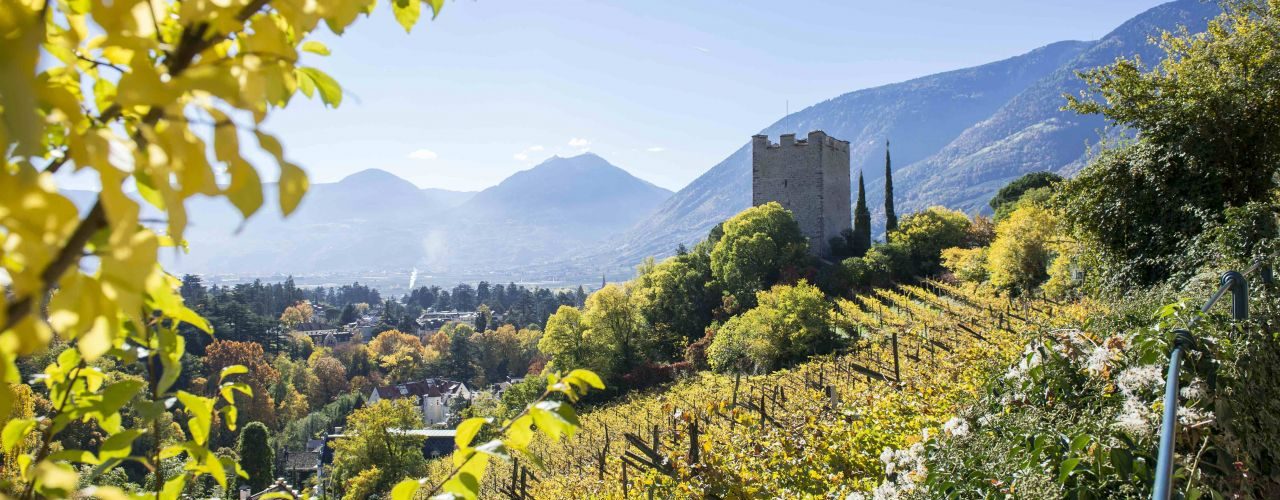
<box><xmin>481</xmin><ymin>153</ymin><xmax>667</xmax><ymax>200</ymax></box>
<box><xmin>337</xmin><ymin>168</ymin><xmax>418</xmax><ymax>189</ymax></box>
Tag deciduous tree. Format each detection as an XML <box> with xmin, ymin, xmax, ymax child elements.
<box><xmin>539</xmin><ymin>306</ymin><xmax>606</xmax><ymax>375</ymax></box>
<box><xmin>307</xmin><ymin>354</ymin><xmax>350</xmax><ymax>406</ymax></box>
<box><xmin>205</xmin><ymin>340</ymin><xmax>280</xmax><ymax>428</ymax></box>
<box><xmin>366</xmin><ymin>330</ymin><xmax>435</xmax><ymax>383</ymax></box>
<box><xmin>583</xmin><ymin>285</ymin><xmax>650</xmax><ymax>376</ymax></box>
<box><xmin>888</xmin><ymin>206</ymin><xmax>971</xmax><ymax>276</ymax></box>
<box><xmin>710</xmin><ymin>202</ymin><xmax>810</xmax><ymax>308</ymax></box>
<box><xmin>707</xmin><ymin>281</ymin><xmax>834</xmax><ymax>373</ymax></box>
<box><xmin>987</xmin><ymin>203</ymin><xmax>1061</xmax><ymax>294</ymax></box>
<box><xmin>328</xmin><ymin>399</ymin><xmax>426</xmax><ymax>498</ymax></box>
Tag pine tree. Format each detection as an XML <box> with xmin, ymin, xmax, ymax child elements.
<box><xmin>884</xmin><ymin>140</ymin><xmax>898</xmax><ymax>232</ymax></box>
<box><xmin>853</xmin><ymin>172</ymin><xmax>872</xmax><ymax>257</ymax></box>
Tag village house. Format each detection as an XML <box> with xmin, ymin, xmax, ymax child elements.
<box><xmin>366</xmin><ymin>378</ymin><xmax>473</xmax><ymax>426</ymax></box>
<box><xmin>416</xmin><ymin>310</ymin><xmax>477</xmax><ymax>331</ymax></box>
<box><xmin>294</xmin><ymin>327</ymin><xmax>352</xmax><ymax>347</ymax></box>
<box><xmin>489</xmin><ymin>376</ymin><xmax>526</xmax><ymax>398</ymax></box>
<box><xmin>343</xmin><ymin>314</ymin><xmax>378</xmax><ymax>342</ymax></box>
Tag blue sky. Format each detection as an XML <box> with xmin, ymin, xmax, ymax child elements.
<box><xmin>256</xmin><ymin>0</ymin><xmax>1170</xmax><ymax>192</ymax></box>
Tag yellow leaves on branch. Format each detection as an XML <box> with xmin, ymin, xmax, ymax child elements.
<box><xmin>0</xmin><ymin>0</ymin><xmax>447</xmax><ymax>496</ymax></box>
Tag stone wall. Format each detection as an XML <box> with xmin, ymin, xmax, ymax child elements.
<box><xmin>751</xmin><ymin>130</ymin><xmax>851</xmax><ymax>257</ymax></box>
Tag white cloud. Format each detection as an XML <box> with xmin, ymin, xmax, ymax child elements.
<box><xmin>646</xmin><ymin>146</ymin><xmax>666</xmax><ymax>153</ymax></box>
<box><xmin>693</xmin><ymin>46</ymin><xmax>711</xmax><ymax>53</ymax></box>
<box><xmin>513</xmin><ymin>144</ymin><xmax>545</xmax><ymax>162</ymax></box>
<box><xmin>568</xmin><ymin>137</ymin><xmax>591</xmax><ymax>148</ymax></box>
<box><xmin>407</xmin><ymin>149</ymin><xmax>438</xmax><ymax>161</ymax></box>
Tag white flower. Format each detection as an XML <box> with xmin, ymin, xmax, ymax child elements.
<box><xmin>942</xmin><ymin>417</ymin><xmax>970</xmax><ymax>437</ymax></box>
<box><xmin>873</xmin><ymin>443</ymin><xmax>928</xmax><ymax>498</ymax></box>
<box><xmin>1052</xmin><ymin>329</ymin><xmax>1093</xmax><ymax>362</ymax></box>
<box><xmin>1086</xmin><ymin>346</ymin><xmax>1111</xmax><ymax>375</ymax></box>
<box><xmin>978</xmin><ymin>414</ymin><xmax>995</xmax><ymax>428</ymax></box>
<box><xmin>1180</xmin><ymin>378</ymin><xmax>1208</xmax><ymax>401</ymax></box>
<box><xmin>871</xmin><ymin>481</ymin><xmax>899</xmax><ymax>500</ymax></box>
<box><xmin>1116</xmin><ymin>365</ymin><xmax>1164</xmax><ymax>396</ymax></box>
<box><xmin>1004</xmin><ymin>365</ymin><xmax>1023</xmax><ymax>382</ymax></box>
<box><xmin>1177</xmin><ymin>406</ymin><xmax>1215</xmax><ymax>427</ymax></box>
<box><xmin>1115</xmin><ymin>397</ymin><xmax>1151</xmax><ymax>435</ymax></box>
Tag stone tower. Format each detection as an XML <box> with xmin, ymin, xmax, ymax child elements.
<box><xmin>751</xmin><ymin>130</ymin><xmax>852</xmax><ymax>258</ymax></box>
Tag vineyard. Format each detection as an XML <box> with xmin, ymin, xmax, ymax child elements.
<box><xmin>437</xmin><ymin>281</ymin><xmax>1099</xmax><ymax>498</ymax></box>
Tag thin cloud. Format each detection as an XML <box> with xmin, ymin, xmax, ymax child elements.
<box><xmin>407</xmin><ymin>149</ymin><xmax>438</xmax><ymax>161</ymax></box>
<box><xmin>693</xmin><ymin>46</ymin><xmax>711</xmax><ymax>53</ymax></box>
<box><xmin>568</xmin><ymin>137</ymin><xmax>591</xmax><ymax>148</ymax></box>
<box><xmin>514</xmin><ymin>144</ymin><xmax>545</xmax><ymax>162</ymax></box>
<box><xmin>646</xmin><ymin>146</ymin><xmax>666</xmax><ymax>153</ymax></box>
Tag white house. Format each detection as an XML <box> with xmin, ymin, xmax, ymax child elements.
<box><xmin>367</xmin><ymin>378</ymin><xmax>472</xmax><ymax>426</ymax></box>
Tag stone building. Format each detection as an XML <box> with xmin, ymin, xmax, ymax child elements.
<box><xmin>751</xmin><ymin>130</ymin><xmax>852</xmax><ymax>258</ymax></box>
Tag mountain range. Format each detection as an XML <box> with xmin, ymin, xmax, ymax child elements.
<box><xmin>83</xmin><ymin>0</ymin><xmax>1219</xmax><ymax>283</ymax></box>
<box><xmin>155</xmin><ymin>153</ymin><xmax>671</xmax><ymax>277</ymax></box>
<box><xmin>559</xmin><ymin>0</ymin><xmax>1220</xmax><ymax>276</ymax></box>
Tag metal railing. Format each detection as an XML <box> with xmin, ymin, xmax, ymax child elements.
<box><xmin>1151</xmin><ymin>260</ymin><xmax>1269</xmax><ymax>500</ymax></box>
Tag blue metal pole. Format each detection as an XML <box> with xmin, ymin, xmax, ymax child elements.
<box><xmin>1153</xmin><ymin>329</ymin><xmax>1195</xmax><ymax>500</ymax></box>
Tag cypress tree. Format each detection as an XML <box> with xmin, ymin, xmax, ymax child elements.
<box><xmin>237</xmin><ymin>421</ymin><xmax>274</xmax><ymax>493</ymax></box>
<box><xmin>884</xmin><ymin>140</ymin><xmax>898</xmax><ymax>232</ymax></box>
<box><xmin>852</xmin><ymin>172</ymin><xmax>872</xmax><ymax>257</ymax></box>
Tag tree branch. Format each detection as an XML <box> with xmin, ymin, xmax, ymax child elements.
<box><xmin>8</xmin><ymin>0</ymin><xmax>279</xmax><ymax>334</ymax></box>
<box><xmin>1</xmin><ymin>201</ymin><xmax>106</xmax><ymax>334</ymax></box>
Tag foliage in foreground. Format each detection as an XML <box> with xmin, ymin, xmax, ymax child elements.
<box><xmin>896</xmin><ymin>272</ymin><xmax>1280</xmax><ymax>499</ymax></box>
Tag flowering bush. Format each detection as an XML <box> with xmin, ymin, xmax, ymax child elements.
<box><xmin>896</xmin><ymin>279</ymin><xmax>1280</xmax><ymax>498</ymax></box>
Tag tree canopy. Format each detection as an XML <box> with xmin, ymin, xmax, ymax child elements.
<box><xmin>707</xmin><ymin>281</ymin><xmax>834</xmax><ymax>373</ymax></box>
<box><xmin>709</xmin><ymin>202</ymin><xmax>810</xmax><ymax>308</ymax></box>
<box><xmin>988</xmin><ymin>172</ymin><xmax>1063</xmax><ymax>218</ymax></box>
<box><xmin>328</xmin><ymin>399</ymin><xmax>427</xmax><ymax>499</ymax></box>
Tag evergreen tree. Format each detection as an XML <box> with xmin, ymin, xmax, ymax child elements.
<box><xmin>448</xmin><ymin>326</ymin><xmax>477</xmax><ymax>383</ymax></box>
<box><xmin>236</xmin><ymin>422</ymin><xmax>274</xmax><ymax>493</ymax></box>
<box><xmin>852</xmin><ymin>172</ymin><xmax>872</xmax><ymax>257</ymax></box>
<box><xmin>474</xmin><ymin>304</ymin><xmax>492</xmax><ymax>332</ymax></box>
<box><xmin>884</xmin><ymin>140</ymin><xmax>898</xmax><ymax>232</ymax></box>
<box><xmin>338</xmin><ymin>303</ymin><xmax>357</xmax><ymax>325</ymax></box>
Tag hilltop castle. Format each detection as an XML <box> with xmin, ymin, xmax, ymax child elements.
<box><xmin>751</xmin><ymin>131</ymin><xmax>852</xmax><ymax>258</ymax></box>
